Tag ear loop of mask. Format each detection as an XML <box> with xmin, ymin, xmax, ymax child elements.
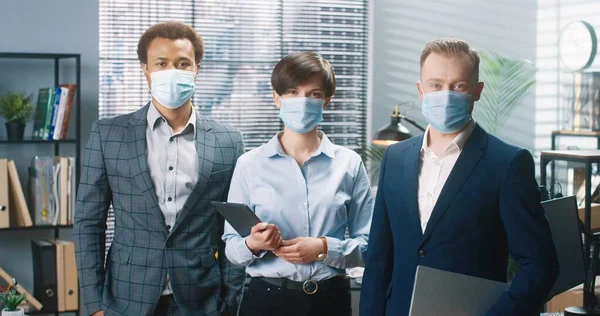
<box><xmin>145</xmin><ymin>64</ymin><xmax>152</xmax><ymax>94</ymax></box>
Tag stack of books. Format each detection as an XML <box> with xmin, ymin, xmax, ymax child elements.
<box><xmin>0</xmin><ymin>156</ymin><xmax>76</xmax><ymax>228</ymax></box>
<box><xmin>32</xmin><ymin>85</ymin><xmax>77</xmax><ymax>140</ymax></box>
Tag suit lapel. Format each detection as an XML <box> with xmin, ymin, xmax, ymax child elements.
<box><xmin>171</xmin><ymin>114</ymin><xmax>215</xmax><ymax>231</ymax></box>
<box><xmin>126</xmin><ymin>104</ymin><xmax>164</xmax><ymax>229</ymax></box>
<box><xmin>404</xmin><ymin>137</ymin><xmax>424</xmax><ymax>237</ymax></box>
<box><xmin>421</xmin><ymin>125</ymin><xmax>487</xmax><ymax>244</ymax></box>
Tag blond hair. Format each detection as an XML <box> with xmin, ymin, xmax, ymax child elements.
<box><xmin>420</xmin><ymin>38</ymin><xmax>480</xmax><ymax>81</ymax></box>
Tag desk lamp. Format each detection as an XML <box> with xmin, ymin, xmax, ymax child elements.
<box><xmin>372</xmin><ymin>105</ymin><xmax>426</xmax><ymax>146</ymax></box>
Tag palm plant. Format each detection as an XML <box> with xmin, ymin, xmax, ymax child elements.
<box><xmin>472</xmin><ymin>51</ymin><xmax>536</xmax><ymax>135</ymax></box>
<box><xmin>359</xmin><ymin>144</ymin><xmax>386</xmax><ymax>183</ymax></box>
<box><xmin>473</xmin><ymin>51</ymin><xmax>537</xmax><ymax>281</ymax></box>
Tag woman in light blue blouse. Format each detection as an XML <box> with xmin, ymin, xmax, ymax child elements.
<box><xmin>222</xmin><ymin>52</ymin><xmax>374</xmax><ymax>316</ymax></box>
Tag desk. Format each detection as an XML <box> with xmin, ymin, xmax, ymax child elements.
<box><xmin>541</xmin><ymin>150</ymin><xmax>600</xmax><ymax>301</ymax></box>
<box><xmin>550</xmin><ymin>131</ymin><xmax>600</xmax><ymax>194</ymax></box>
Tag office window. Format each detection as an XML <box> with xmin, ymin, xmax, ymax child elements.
<box><xmin>99</xmin><ymin>0</ymin><xmax>368</xmax><ymax>248</ymax></box>
<box><xmin>100</xmin><ymin>0</ymin><xmax>368</xmax><ymax>149</ymax></box>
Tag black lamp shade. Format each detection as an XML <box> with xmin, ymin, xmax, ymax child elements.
<box><xmin>372</xmin><ymin>116</ymin><xmax>413</xmax><ymax>146</ymax></box>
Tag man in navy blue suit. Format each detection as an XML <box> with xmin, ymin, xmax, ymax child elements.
<box><xmin>360</xmin><ymin>38</ymin><xmax>559</xmax><ymax>316</ymax></box>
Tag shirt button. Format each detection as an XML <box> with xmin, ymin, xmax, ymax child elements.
<box><xmin>169</xmin><ymin>166</ymin><xmax>174</xmax><ymax>171</ymax></box>
<box><xmin>167</xmin><ymin>225</ymin><xmax>171</xmax><ymax>230</ymax></box>
<box><xmin>166</xmin><ymin>240</ymin><xmax>173</xmax><ymax>247</ymax></box>
<box><xmin>168</xmin><ymin>197</ymin><xmax>173</xmax><ymax>202</ymax></box>
<box><xmin>427</xmin><ymin>192</ymin><xmax>433</xmax><ymax>198</ymax></box>
<box><xmin>418</xmin><ymin>249</ymin><xmax>427</xmax><ymax>257</ymax></box>
<box><xmin>169</xmin><ymin>137</ymin><xmax>174</xmax><ymax>142</ymax></box>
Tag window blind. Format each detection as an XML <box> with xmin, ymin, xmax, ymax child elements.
<box><xmin>100</xmin><ymin>0</ymin><xmax>368</xmax><ymax>149</ymax></box>
<box><xmin>99</xmin><ymin>0</ymin><xmax>368</xmax><ymax>251</ymax></box>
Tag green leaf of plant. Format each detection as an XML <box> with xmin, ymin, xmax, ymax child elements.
<box><xmin>473</xmin><ymin>51</ymin><xmax>535</xmax><ymax>135</ymax></box>
<box><xmin>0</xmin><ymin>92</ymin><xmax>35</xmax><ymax>124</ymax></box>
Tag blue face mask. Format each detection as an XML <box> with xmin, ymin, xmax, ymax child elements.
<box><xmin>278</xmin><ymin>97</ymin><xmax>325</xmax><ymax>134</ymax></box>
<box><xmin>421</xmin><ymin>90</ymin><xmax>472</xmax><ymax>134</ymax></box>
<box><xmin>149</xmin><ymin>69</ymin><xmax>196</xmax><ymax>109</ymax></box>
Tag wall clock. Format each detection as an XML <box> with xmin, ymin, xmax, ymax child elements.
<box><xmin>559</xmin><ymin>20</ymin><xmax>597</xmax><ymax>71</ymax></box>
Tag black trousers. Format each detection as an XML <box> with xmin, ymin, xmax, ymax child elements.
<box><xmin>153</xmin><ymin>294</ymin><xmax>181</xmax><ymax>316</ymax></box>
<box><xmin>240</xmin><ymin>278</ymin><xmax>352</xmax><ymax>316</ymax></box>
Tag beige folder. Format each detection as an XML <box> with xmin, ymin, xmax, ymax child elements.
<box><xmin>53</xmin><ymin>240</ymin><xmax>78</xmax><ymax>311</ymax></box>
<box><xmin>0</xmin><ymin>159</ymin><xmax>9</xmax><ymax>228</ymax></box>
<box><xmin>7</xmin><ymin>160</ymin><xmax>32</xmax><ymax>227</ymax></box>
<box><xmin>62</xmin><ymin>241</ymin><xmax>78</xmax><ymax>311</ymax></box>
<box><xmin>53</xmin><ymin>240</ymin><xmax>66</xmax><ymax>311</ymax></box>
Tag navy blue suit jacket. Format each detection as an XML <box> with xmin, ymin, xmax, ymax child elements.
<box><xmin>360</xmin><ymin>125</ymin><xmax>559</xmax><ymax>316</ymax></box>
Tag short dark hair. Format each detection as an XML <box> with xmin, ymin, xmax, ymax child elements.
<box><xmin>271</xmin><ymin>52</ymin><xmax>336</xmax><ymax>97</ymax></box>
<box><xmin>420</xmin><ymin>38</ymin><xmax>480</xmax><ymax>82</ymax></box>
<box><xmin>137</xmin><ymin>21</ymin><xmax>204</xmax><ymax>64</ymax></box>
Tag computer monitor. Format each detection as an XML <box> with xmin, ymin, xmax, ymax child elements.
<box><xmin>543</xmin><ymin>195</ymin><xmax>587</xmax><ymax>298</ymax></box>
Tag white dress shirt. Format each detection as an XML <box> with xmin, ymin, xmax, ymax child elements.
<box><xmin>417</xmin><ymin>120</ymin><xmax>476</xmax><ymax>233</ymax></box>
<box><xmin>146</xmin><ymin>102</ymin><xmax>198</xmax><ymax>295</ymax></box>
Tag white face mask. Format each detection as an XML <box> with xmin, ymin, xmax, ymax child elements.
<box><xmin>148</xmin><ymin>69</ymin><xmax>196</xmax><ymax>109</ymax></box>
<box><xmin>421</xmin><ymin>90</ymin><xmax>472</xmax><ymax>134</ymax></box>
<box><xmin>278</xmin><ymin>97</ymin><xmax>325</xmax><ymax>134</ymax></box>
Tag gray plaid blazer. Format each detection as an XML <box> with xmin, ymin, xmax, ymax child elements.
<box><xmin>74</xmin><ymin>104</ymin><xmax>246</xmax><ymax>316</ymax></box>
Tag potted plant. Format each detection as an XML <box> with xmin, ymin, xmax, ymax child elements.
<box><xmin>0</xmin><ymin>279</ymin><xmax>26</xmax><ymax>316</ymax></box>
<box><xmin>0</xmin><ymin>92</ymin><xmax>34</xmax><ymax>140</ymax></box>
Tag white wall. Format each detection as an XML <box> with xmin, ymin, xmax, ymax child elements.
<box><xmin>371</xmin><ymin>0</ymin><xmax>538</xmax><ymax>151</ymax></box>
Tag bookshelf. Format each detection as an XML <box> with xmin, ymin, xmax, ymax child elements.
<box><xmin>0</xmin><ymin>139</ymin><xmax>76</xmax><ymax>145</ymax></box>
<box><xmin>0</xmin><ymin>52</ymin><xmax>80</xmax><ymax>316</ymax></box>
<box><xmin>0</xmin><ymin>225</ymin><xmax>73</xmax><ymax>235</ymax></box>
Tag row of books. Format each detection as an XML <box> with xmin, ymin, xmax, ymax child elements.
<box><xmin>0</xmin><ymin>240</ymin><xmax>78</xmax><ymax>313</ymax></box>
<box><xmin>31</xmin><ymin>240</ymin><xmax>78</xmax><ymax>312</ymax></box>
<box><xmin>29</xmin><ymin>156</ymin><xmax>76</xmax><ymax>226</ymax></box>
<box><xmin>32</xmin><ymin>85</ymin><xmax>77</xmax><ymax>140</ymax></box>
<box><xmin>0</xmin><ymin>156</ymin><xmax>75</xmax><ymax>228</ymax></box>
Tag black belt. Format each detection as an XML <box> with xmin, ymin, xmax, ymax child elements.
<box><xmin>252</xmin><ymin>276</ymin><xmax>349</xmax><ymax>295</ymax></box>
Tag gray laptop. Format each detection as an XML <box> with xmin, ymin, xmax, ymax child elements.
<box><xmin>408</xmin><ymin>266</ymin><xmax>509</xmax><ymax>315</ymax></box>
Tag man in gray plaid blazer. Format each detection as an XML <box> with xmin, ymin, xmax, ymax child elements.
<box><xmin>74</xmin><ymin>22</ymin><xmax>246</xmax><ymax>316</ymax></box>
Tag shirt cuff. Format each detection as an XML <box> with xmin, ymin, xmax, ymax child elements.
<box><xmin>236</xmin><ymin>237</ymin><xmax>267</xmax><ymax>261</ymax></box>
<box><xmin>322</xmin><ymin>236</ymin><xmax>342</xmax><ymax>267</ymax></box>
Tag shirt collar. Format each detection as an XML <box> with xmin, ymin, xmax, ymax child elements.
<box><xmin>147</xmin><ymin>102</ymin><xmax>197</xmax><ymax>139</ymax></box>
<box><xmin>421</xmin><ymin>119</ymin><xmax>476</xmax><ymax>155</ymax></box>
<box><xmin>261</xmin><ymin>131</ymin><xmax>336</xmax><ymax>159</ymax></box>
